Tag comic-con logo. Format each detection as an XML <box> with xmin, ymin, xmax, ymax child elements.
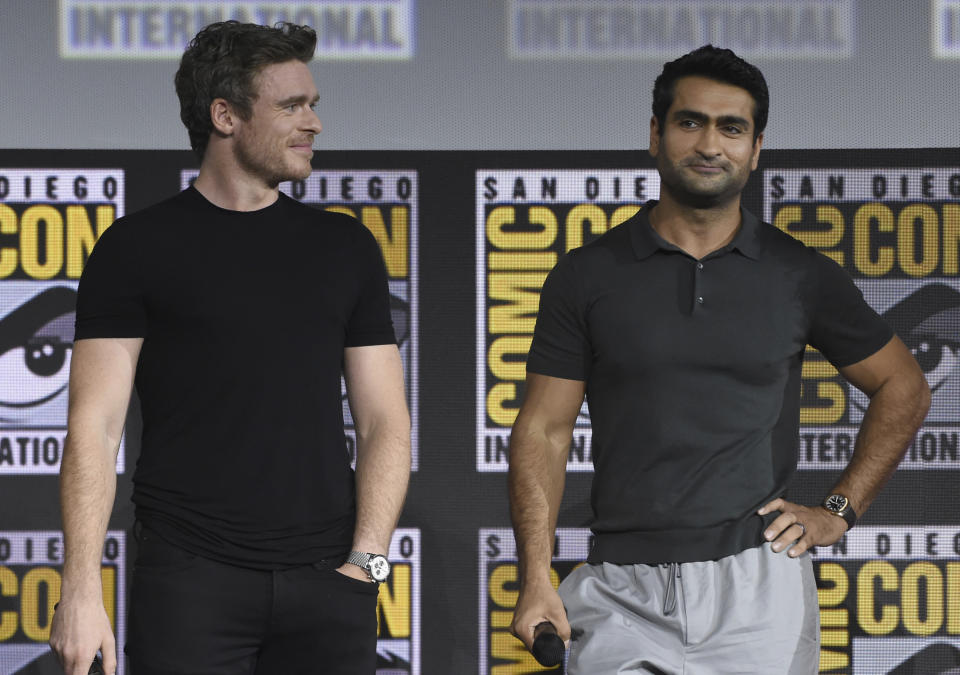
<box><xmin>479</xmin><ymin>527</ymin><xmax>589</xmax><ymax>673</ymax></box>
<box><xmin>180</xmin><ymin>170</ymin><xmax>419</xmax><ymax>471</ymax></box>
<box><xmin>0</xmin><ymin>169</ymin><xmax>124</xmax><ymax>475</ymax></box>
<box><xmin>0</xmin><ymin>530</ymin><xmax>126</xmax><ymax>674</ymax></box>
<box><xmin>476</xmin><ymin>169</ymin><xmax>659</xmax><ymax>472</ymax></box>
<box><xmin>812</xmin><ymin>526</ymin><xmax>960</xmax><ymax>674</ymax></box>
<box><xmin>763</xmin><ymin>168</ymin><xmax>960</xmax><ymax>471</ymax></box>
<box><xmin>376</xmin><ymin>528</ymin><xmax>421</xmax><ymax>674</ymax></box>
<box><xmin>0</xmin><ymin>169</ymin><xmax>122</xmax><ymax>281</ymax></box>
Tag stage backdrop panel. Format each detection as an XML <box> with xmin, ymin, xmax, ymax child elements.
<box><xmin>0</xmin><ymin>149</ymin><xmax>956</xmax><ymax>675</ymax></box>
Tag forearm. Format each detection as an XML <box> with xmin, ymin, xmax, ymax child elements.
<box><xmin>506</xmin><ymin>374</ymin><xmax>582</xmax><ymax>645</ymax></box>
<box><xmin>59</xmin><ymin>429</ymin><xmax>120</xmax><ymax>601</ymax></box>
<box><xmin>508</xmin><ymin>422</ymin><xmax>569</xmax><ymax>586</ymax></box>
<box><xmin>832</xmin><ymin>372</ymin><xmax>930</xmax><ymax>516</ymax></box>
<box><xmin>352</xmin><ymin>420</ymin><xmax>411</xmax><ymax>554</ymax></box>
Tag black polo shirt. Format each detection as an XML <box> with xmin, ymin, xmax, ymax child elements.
<box><xmin>527</xmin><ymin>201</ymin><xmax>893</xmax><ymax>564</ymax></box>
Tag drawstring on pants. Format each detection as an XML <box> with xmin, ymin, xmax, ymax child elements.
<box><xmin>662</xmin><ymin>562</ymin><xmax>681</xmax><ymax>615</ymax></box>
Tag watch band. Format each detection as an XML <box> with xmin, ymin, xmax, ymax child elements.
<box><xmin>346</xmin><ymin>550</ymin><xmax>372</xmax><ymax>569</ymax></box>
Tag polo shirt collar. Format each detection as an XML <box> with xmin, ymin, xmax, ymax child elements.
<box><xmin>629</xmin><ymin>200</ymin><xmax>763</xmax><ymax>261</ymax></box>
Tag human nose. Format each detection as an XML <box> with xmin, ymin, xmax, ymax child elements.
<box><xmin>303</xmin><ymin>108</ymin><xmax>322</xmax><ymax>134</ymax></box>
<box><xmin>694</xmin><ymin>125</ymin><xmax>721</xmax><ymax>157</ymax></box>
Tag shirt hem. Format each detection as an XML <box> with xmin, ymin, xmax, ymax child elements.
<box><xmin>587</xmin><ymin>512</ymin><xmax>777</xmax><ymax>564</ymax></box>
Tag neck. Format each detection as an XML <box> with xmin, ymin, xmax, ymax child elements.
<box><xmin>648</xmin><ymin>188</ymin><xmax>743</xmax><ymax>260</ymax></box>
<box><xmin>192</xmin><ymin>146</ymin><xmax>279</xmax><ymax>212</ymax></box>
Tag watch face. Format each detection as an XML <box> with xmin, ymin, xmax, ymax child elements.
<box><xmin>825</xmin><ymin>495</ymin><xmax>849</xmax><ymax>513</ymax></box>
<box><xmin>369</xmin><ymin>555</ymin><xmax>391</xmax><ymax>582</ymax></box>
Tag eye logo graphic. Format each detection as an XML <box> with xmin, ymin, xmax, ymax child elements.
<box><xmin>0</xmin><ymin>286</ymin><xmax>76</xmax><ymax>427</ymax></box>
<box><xmin>888</xmin><ymin>643</ymin><xmax>960</xmax><ymax>674</ymax></box>
<box><xmin>849</xmin><ymin>283</ymin><xmax>960</xmax><ymax>423</ymax></box>
<box><xmin>884</xmin><ymin>284</ymin><xmax>960</xmax><ymax>419</ymax></box>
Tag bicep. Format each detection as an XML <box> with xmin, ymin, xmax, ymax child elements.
<box><xmin>514</xmin><ymin>372</ymin><xmax>586</xmax><ymax>447</ymax></box>
<box><xmin>342</xmin><ymin>344</ymin><xmax>409</xmax><ymax>434</ymax></box>
<box><xmin>68</xmin><ymin>337</ymin><xmax>142</xmax><ymax>441</ymax></box>
<box><xmin>838</xmin><ymin>335</ymin><xmax>923</xmax><ymax>397</ymax></box>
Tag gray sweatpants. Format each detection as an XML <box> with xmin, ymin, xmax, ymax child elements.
<box><xmin>558</xmin><ymin>544</ymin><xmax>819</xmax><ymax>674</ymax></box>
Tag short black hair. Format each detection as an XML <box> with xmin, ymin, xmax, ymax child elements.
<box><xmin>652</xmin><ymin>45</ymin><xmax>768</xmax><ymax>141</ymax></box>
<box><xmin>175</xmin><ymin>21</ymin><xmax>318</xmax><ymax>159</ymax></box>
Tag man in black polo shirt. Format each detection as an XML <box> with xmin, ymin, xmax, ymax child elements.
<box><xmin>508</xmin><ymin>45</ymin><xmax>930</xmax><ymax>673</ymax></box>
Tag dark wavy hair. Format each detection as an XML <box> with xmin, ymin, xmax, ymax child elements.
<box><xmin>175</xmin><ymin>21</ymin><xmax>317</xmax><ymax>159</ymax></box>
<box><xmin>652</xmin><ymin>45</ymin><xmax>768</xmax><ymax>141</ymax></box>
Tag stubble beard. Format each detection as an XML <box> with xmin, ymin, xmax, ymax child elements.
<box><xmin>233</xmin><ymin>134</ymin><xmax>310</xmax><ymax>188</ymax></box>
<box><xmin>657</xmin><ymin>155</ymin><xmax>751</xmax><ymax>210</ymax></box>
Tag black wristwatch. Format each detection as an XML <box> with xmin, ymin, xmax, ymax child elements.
<box><xmin>346</xmin><ymin>551</ymin><xmax>392</xmax><ymax>582</ymax></box>
<box><xmin>822</xmin><ymin>494</ymin><xmax>857</xmax><ymax>529</ymax></box>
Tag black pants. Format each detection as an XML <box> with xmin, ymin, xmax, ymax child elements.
<box><xmin>126</xmin><ymin>527</ymin><xmax>379</xmax><ymax>674</ymax></box>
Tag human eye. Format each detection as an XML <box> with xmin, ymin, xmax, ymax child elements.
<box><xmin>722</xmin><ymin>121</ymin><xmax>748</xmax><ymax>135</ymax></box>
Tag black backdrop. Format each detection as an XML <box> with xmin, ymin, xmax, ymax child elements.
<box><xmin>1</xmin><ymin>148</ymin><xmax>958</xmax><ymax>674</ymax></box>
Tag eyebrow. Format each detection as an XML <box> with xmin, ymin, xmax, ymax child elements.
<box><xmin>671</xmin><ymin>109</ymin><xmax>752</xmax><ymax>130</ymax></box>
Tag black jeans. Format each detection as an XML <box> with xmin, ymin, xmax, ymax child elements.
<box><xmin>126</xmin><ymin>527</ymin><xmax>379</xmax><ymax>674</ymax></box>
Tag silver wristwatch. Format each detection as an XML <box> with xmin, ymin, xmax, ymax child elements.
<box><xmin>346</xmin><ymin>550</ymin><xmax>392</xmax><ymax>582</ymax></box>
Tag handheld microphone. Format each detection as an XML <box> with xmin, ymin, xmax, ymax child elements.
<box><xmin>531</xmin><ymin>621</ymin><xmax>565</xmax><ymax>667</ymax></box>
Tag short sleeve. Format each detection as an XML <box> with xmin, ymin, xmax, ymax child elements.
<box><xmin>526</xmin><ymin>253</ymin><xmax>591</xmax><ymax>381</ymax></box>
<box><xmin>74</xmin><ymin>220</ymin><xmax>147</xmax><ymax>340</ymax></box>
<box><xmin>345</xmin><ymin>225</ymin><xmax>396</xmax><ymax>347</ymax></box>
<box><xmin>807</xmin><ymin>251</ymin><xmax>894</xmax><ymax>368</ymax></box>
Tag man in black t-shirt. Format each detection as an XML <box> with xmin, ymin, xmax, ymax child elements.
<box><xmin>508</xmin><ymin>46</ymin><xmax>930</xmax><ymax>674</ymax></box>
<box><xmin>49</xmin><ymin>22</ymin><xmax>410</xmax><ymax>675</ymax></box>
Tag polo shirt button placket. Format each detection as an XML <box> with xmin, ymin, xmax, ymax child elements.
<box><xmin>694</xmin><ymin>260</ymin><xmax>705</xmax><ymax>308</ymax></box>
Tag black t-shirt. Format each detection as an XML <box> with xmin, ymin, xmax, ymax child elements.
<box><xmin>75</xmin><ymin>187</ymin><xmax>395</xmax><ymax>568</ymax></box>
<box><xmin>527</xmin><ymin>202</ymin><xmax>893</xmax><ymax>564</ymax></box>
